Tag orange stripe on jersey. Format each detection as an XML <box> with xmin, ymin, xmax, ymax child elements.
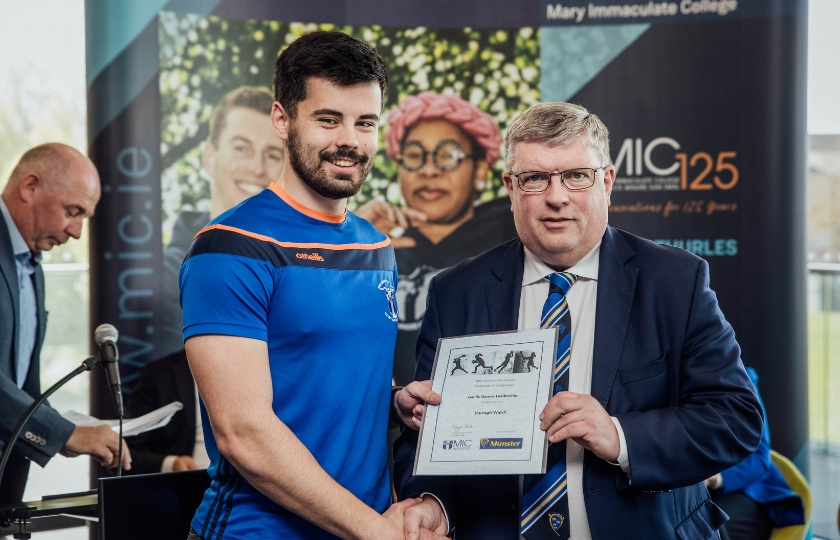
<box><xmin>269</xmin><ymin>183</ymin><xmax>345</xmax><ymax>223</ymax></box>
<box><xmin>195</xmin><ymin>223</ymin><xmax>392</xmax><ymax>251</ymax></box>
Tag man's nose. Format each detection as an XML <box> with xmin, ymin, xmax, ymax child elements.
<box><xmin>335</xmin><ymin>123</ymin><xmax>360</xmax><ymax>149</ymax></box>
<box><xmin>246</xmin><ymin>154</ymin><xmax>267</xmax><ymax>176</ymax></box>
<box><xmin>67</xmin><ymin>219</ymin><xmax>83</xmax><ymax>240</ymax></box>
<box><xmin>543</xmin><ymin>175</ymin><xmax>571</xmax><ymax>206</ymax></box>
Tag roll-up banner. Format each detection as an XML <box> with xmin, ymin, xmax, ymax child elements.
<box><xmin>537</xmin><ymin>0</ymin><xmax>809</xmax><ymax>467</ymax></box>
<box><xmin>86</xmin><ymin>0</ymin><xmax>808</xmax><ymax>467</ymax></box>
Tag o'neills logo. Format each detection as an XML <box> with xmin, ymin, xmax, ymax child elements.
<box><xmin>296</xmin><ymin>252</ymin><xmax>324</xmax><ymax>262</ymax></box>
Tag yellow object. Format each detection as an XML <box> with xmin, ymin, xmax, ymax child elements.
<box><xmin>768</xmin><ymin>450</ymin><xmax>812</xmax><ymax>540</ymax></box>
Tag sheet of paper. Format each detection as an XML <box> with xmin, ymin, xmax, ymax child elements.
<box><xmin>63</xmin><ymin>401</ymin><xmax>183</xmax><ymax>437</ymax></box>
<box><xmin>413</xmin><ymin>329</ymin><xmax>556</xmax><ymax>476</ymax></box>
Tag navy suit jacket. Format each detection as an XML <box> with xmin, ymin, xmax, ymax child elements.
<box><xmin>1</xmin><ymin>215</ymin><xmax>75</xmax><ymax>504</ymax></box>
<box><xmin>714</xmin><ymin>368</ymin><xmax>804</xmax><ymax>528</ymax></box>
<box><xmin>393</xmin><ymin>227</ymin><xmax>764</xmax><ymax>540</ymax></box>
<box><xmin>124</xmin><ymin>349</ymin><xmax>198</xmax><ymax>475</ymax></box>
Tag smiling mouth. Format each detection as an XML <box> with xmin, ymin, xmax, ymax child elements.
<box><xmin>330</xmin><ymin>157</ymin><xmax>357</xmax><ymax>168</ymax></box>
<box><xmin>235</xmin><ymin>181</ymin><xmax>267</xmax><ymax>195</ymax></box>
<box><xmin>321</xmin><ymin>148</ymin><xmax>367</xmax><ymax>171</ymax></box>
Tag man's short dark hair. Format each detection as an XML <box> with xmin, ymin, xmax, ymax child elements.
<box><xmin>208</xmin><ymin>86</ymin><xmax>275</xmax><ymax>147</ymax></box>
<box><xmin>273</xmin><ymin>30</ymin><xmax>388</xmax><ymax>119</ymax></box>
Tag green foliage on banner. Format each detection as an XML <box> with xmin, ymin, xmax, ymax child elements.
<box><xmin>158</xmin><ymin>12</ymin><xmax>540</xmax><ymax>234</ymax></box>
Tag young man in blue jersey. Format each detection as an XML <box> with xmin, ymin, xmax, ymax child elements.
<box><xmin>179</xmin><ymin>31</ymin><xmax>446</xmax><ymax>540</ymax></box>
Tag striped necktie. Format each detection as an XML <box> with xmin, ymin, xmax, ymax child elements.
<box><xmin>521</xmin><ymin>272</ymin><xmax>578</xmax><ymax>539</ymax></box>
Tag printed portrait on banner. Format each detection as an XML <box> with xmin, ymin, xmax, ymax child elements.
<box><xmin>156</xmin><ymin>14</ymin><xmax>538</xmax><ymax>382</ymax></box>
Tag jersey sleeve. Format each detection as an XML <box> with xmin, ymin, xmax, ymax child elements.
<box><xmin>179</xmin><ymin>252</ymin><xmax>276</xmax><ymax>342</ymax></box>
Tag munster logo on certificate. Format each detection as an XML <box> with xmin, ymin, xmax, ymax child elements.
<box><xmin>413</xmin><ymin>328</ymin><xmax>557</xmax><ymax>476</ymax></box>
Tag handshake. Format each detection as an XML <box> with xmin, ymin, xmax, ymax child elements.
<box><xmin>380</xmin><ymin>381</ymin><xmax>449</xmax><ymax>540</ymax></box>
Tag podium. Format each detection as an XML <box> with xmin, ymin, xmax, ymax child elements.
<box><xmin>0</xmin><ymin>469</ymin><xmax>209</xmax><ymax>539</ymax></box>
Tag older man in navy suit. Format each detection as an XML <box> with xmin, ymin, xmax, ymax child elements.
<box><xmin>392</xmin><ymin>103</ymin><xmax>763</xmax><ymax>539</ymax></box>
<box><xmin>0</xmin><ymin>143</ymin><xmax>130</xmax><ymax>506</ymax></box>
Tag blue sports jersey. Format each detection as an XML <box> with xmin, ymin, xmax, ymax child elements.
<box><xmin>180</xmin><ymin>183</ymin><xmax>398</xmax><ymax>539</ymax></box>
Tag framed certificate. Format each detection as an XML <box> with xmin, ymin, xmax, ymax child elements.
<box><xmin>413</xmin><ymin>328</ymin><xmax>557</xmax><ymax>476</ymax></box>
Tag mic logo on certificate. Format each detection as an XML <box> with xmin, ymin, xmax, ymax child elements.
<box><xmin>413</xmin><ymin>328</ymin><xmax>557</xmax><ymax>476</ymax></box>
<box><xmin>442</xmin><ymin>439</ymin><xmax>472</xmax><ymax>450</ymax></box>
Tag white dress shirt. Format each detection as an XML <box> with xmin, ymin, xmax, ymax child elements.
<box><xmin>518</xmin><ymin>242</ymin><xmax>629</xmax><ymax>540</ymax></box>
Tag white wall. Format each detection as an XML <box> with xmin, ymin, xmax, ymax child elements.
<box><xmin>808</xmin><ymin>0</ymin><xmax>840</xmax><ymax>135</ymax></box>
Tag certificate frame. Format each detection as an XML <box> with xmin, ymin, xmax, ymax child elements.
<box><xmin>413</xmin><ymin>328</ymin><xmax>557</xmax><ymax>476</ymax></box>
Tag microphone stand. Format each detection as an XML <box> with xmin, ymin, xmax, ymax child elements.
<box><xmin>0</xmin><ymin>355</ymin><xmax>101</xmax><ymax>534</ymax></box>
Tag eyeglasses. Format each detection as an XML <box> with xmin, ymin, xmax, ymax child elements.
<box><xmin>508</xmin><ymin>167</ymin><xmax>606</xmax><ymax>193</ymax></box>
<box><xmin>397</xmin><ymin>140</ymin><xmax>473</xmax><ymax>172</ymax></box>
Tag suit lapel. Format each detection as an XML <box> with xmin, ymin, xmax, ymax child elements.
<box><xmin>0</xmin><ymin>217</ymin><xmax>21</xmax><ymax>379</ymax></box>
<box><xmin>0</xmin><ymin>218</ymin><xmax>20</xmax><ymax>321</ymax></box>
<box><xmin>486</xmin><ymin>239</ymin><xmax>524</xmax><ymax>332</ymax></box>
<box><xmin>21</xmin><ymin>264</ymin><xmax>46</xmax><ymax>396</ymax></box>
<box><xmin>591</xmin><ymin>227</ymin><xmax>638</xmax><ymax>409</ymax></box>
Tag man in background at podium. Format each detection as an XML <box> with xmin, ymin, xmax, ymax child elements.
<box><xmin>0</xmin><ymin>143</ymin><xmax>131</xmax><ymax>506</ymax></box>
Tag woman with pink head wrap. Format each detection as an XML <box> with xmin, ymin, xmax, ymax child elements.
<box><xmin>384</xmin><ymin>92</ymin><xmax>501</xmax><ymax>171</ymax></box>
<box><xmin>359</xmin><ymin>91</ymin><xmax>505</xmax><ymax>245</ymax></box>
<box><xmin>357</xmin><ymin>91</ymin><xmax>516</xmax><ymax>386</ymax></box>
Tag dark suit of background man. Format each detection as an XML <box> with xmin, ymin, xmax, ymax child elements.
<box><xmin>0</xmin><ymin>143</ymin><xmax>130</xmax><ymax>506</ymax></box>
<box><xmin>395</xmin><ymin>102</ymin><xmax>764</xmax><ymax>539</ymax></box>
<box><xmin>124</xmin><ymin>349</ymin><xmax>207</xmax><ymax>475</ymax></box>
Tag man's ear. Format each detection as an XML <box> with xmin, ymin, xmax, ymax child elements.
<box><xmin>18</xmin><ymin>173</ymin><xmax>41</xmax><ymax>203</ymax></box>
<box><xmin>272</xmin><ymin>102</ymin><xmax>291</xmax><ymax>141</ymax></box>
<box><xmin>602</xmin><ymin>164</ymin><xmax>616</xmax><ymax>206</ymax></box>
<box><xmin>502</xmin><ymin>172</ymin><xmax>514</xmax><ymax>196</ymax></box>
<box><xmin>202</xmin><ymin>141</ymin><xmax>216</xmax><ymax>176</ymax></box>
<box><xmin>502</xmin><ymin>172</ymin><xmax>515</xmax><ymax>211</ymax></box>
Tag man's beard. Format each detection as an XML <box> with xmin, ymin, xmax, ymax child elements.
<box><xmin>287</xmin><ymin>123</ymin><xmax>372</xmax><ymax>200</ymax></box>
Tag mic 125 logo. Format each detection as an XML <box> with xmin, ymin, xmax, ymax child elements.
<box><xmin>614</xmin><ymin>137</ymin><xmax>739</xmax><ymax>191</ymax></box>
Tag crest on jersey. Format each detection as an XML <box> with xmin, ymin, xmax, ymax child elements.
<box><xmin>379</xmin><ymin>280</ymin><xmax>399</xmax><ymax>322</ymax></box>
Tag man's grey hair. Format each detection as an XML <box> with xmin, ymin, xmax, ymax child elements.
<box><xmin>503</xmin><ymin>102</ymin><xmax>610</xmax><ymax>171</ymax></box>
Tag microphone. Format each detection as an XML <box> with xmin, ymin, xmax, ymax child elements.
<box><xmin>94</xmin><ymin>323</ymin><xmax>123</xmax><ymax>418</ymax></box>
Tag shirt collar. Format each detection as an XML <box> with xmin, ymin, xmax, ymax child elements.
<box><xmin>522</xmin><ymin>241</ymin><xmax>601</xmax><ymax>286</ymax></box>
<box><xmin>0</xmin><ymin>196</ymin><xmax>32</xmax><ymax>259</ymax></box>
